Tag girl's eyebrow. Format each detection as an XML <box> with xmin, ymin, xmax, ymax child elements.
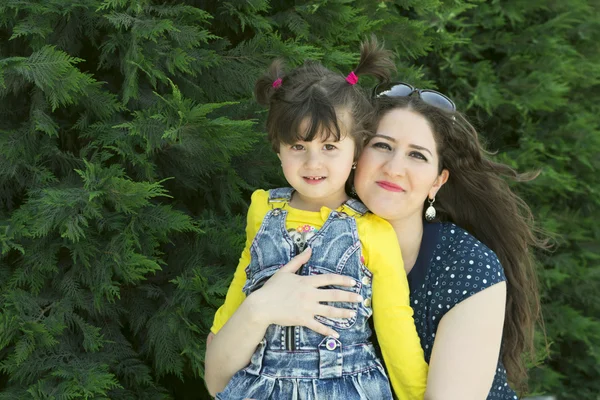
<box><xmin>372</xmin><ymin>134</ymin><xmax>433</xmax><ymax>156</ymax></box>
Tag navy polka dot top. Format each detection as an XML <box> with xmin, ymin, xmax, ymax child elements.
<box><xmin>408</xmin><ymin>222</ymin><xmax>519</xmax><ymax>399</ymax></box>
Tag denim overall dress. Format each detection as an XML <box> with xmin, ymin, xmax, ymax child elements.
<box><xmin>216</xmin><ymin>188</ymin><xmax>393</xmax><ymax>400</ymax></box>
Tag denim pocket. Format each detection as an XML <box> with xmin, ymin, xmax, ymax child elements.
<box><xmin>309</xmin><ymin>265</ymin><xmax>361</xmax><ymax>329</ymax></box>
<box><xmin>242</xmin><ymin>265</ymin><xmax>282</xmax><ymax>295</ymax></box>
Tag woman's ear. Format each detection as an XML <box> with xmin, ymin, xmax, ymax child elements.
<box><xmin>429</xmin><ymin>169</ymin><xmax>449</xmax><ymax>199</ymax></box>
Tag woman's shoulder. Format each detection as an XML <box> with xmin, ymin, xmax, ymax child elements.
<box><xmin>424</xmin><ymin>222</ymin><xmax>506</xmax><ymax>304</ymax></box>
<box><xmin>436</xmin><ymin>222</ymin><xmax>500</xmax><ymax>264</ymax></box>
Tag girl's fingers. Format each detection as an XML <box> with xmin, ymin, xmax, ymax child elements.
<box><xmin>305</xmin><ymin>319</ymin><xmax>339</xmax><ymax>339</ymax></box>
<box><xmin>307</xmin><ymin>273</ymin><xmax>356</xmax><ymax>288</ymax></box>
<box><xmin>279</xmin><ymin>247</ymin><xmax>312</xmax><ymax>273</ymax></box>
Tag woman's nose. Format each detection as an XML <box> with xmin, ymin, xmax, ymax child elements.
<box><xmin>382</xmin><ymin>154</ymin><xmax>406</xmax><ymax>177</ymax></box>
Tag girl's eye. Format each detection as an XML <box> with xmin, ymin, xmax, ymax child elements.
<box><xmin>323</xmin><ymin>144</ymin><xmax>337</xmax><ymax>151</ymax></box>
<box><xmin>291</xmin><ymin>144</ymin><xmax>304</xmax><ymax>151</ymax></box>
<box><xmin>410</xmin><ymin>151</ymin><xmax>428</xmax><ymax>161</ymax></box>
<box><xmin>372</xmin><ymin>142</ymin><xmax>392</xmax><ymax>151</ymax></box>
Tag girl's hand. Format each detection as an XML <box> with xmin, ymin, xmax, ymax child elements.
<box><xmin>247</xmin><ymin>247</ymin><xmax>362</xmax><ymax>338</ymax></box>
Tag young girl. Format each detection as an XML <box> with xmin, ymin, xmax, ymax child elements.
<box><xmin>206</xmin><ymin>38</ymin><xmax>427</xmax><ymax>399</ymax></box>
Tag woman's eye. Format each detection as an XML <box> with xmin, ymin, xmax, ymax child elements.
<box><xmin>323</xmin><ymin>144</ymin><xmax>337</xmax><ymax>151</ymax></box>
<box><xmin>410</xmin><ymin>151</ymin><xmax>427</xmax><ymax>161</ymax></box>
<box><xmin>291</xmin><ymin>144</ymin><xmax>304</xmax><ymax>151</ymax></box>
<box><xmin>372</xmin><ymin>142</ymin><xmax>392</xmax><ymax>151</ymax></box>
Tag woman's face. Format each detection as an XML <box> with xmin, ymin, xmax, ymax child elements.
<box><xmin>354</xmin><ymin>108</ymin><xmax>449</xmax><ymax>223</ymax></box>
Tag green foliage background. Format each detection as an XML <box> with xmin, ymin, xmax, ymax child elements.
<box><xmin>0</xmin><ymin>0</ymin><xmax>598</xmax><ymax>399</ymax></box>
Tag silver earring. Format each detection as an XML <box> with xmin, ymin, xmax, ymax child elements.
<box><xmin>350</xmin><ymin>185</ymin><xmax>357</xmax><ymax>197</ymax></box>
<box><xmin>425</xmin><ymin>197</ymin><xmax>436</xmax><ymax>221</ymax></box>
<box><xmin>351</xmin><ymin>162</ymin><xmax>357</xmax><ymax>170</ymax></box>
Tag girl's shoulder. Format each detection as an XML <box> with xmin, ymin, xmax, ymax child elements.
<box><xmin>250</xmin><ymin>188</ymin><xmax>272</xmax><ymax>203</ymax></box>
<box><xmin>247</xmin><ymin>189</ymin><xmax>271</xmax><ymax>218</ymax></box>
<box><xmin>356</xmin><ymin>211</ymin><xmax>397</xmax><ymax>238</ymax></box>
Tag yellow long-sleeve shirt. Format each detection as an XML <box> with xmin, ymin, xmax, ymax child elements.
<box><xmin>211</xmin><ymin>189</ymin><xmax>427</xmax><ymax>399</ymax></box>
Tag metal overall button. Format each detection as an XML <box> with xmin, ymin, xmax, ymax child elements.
<box><xmin>272</xmin><ymin>208</ymin><xmax>281</xmax><ymax>216</ymax></box>
<box><xmin>361</xmin><ymin>276</ymin><xmax>371</xmax><ymax>285</ymax></box>
<box><xmin>325</xmin><ymin>338</ymin><xmax>337</xmax><ymax>351</ymax></box>
<box><xmin>363</xmin><ymin>297</ymin><xmax>372</xmax><ymax>308</ymax></box>
<box><xmin>337</xmin><ymin>211</ymin><xmax>348</xmax><ymax>219</ymax></box>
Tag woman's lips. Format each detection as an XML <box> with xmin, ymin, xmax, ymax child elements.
<box><xmin>376</xmin><ymin>181</ymin><xmax>405</xmax><ymax>192</ymax></box>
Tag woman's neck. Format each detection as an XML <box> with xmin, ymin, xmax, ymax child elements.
<box><xmin>387</xmin><ymin>213</ymin><xmax>425</xmax><ymax>275</ymax></box>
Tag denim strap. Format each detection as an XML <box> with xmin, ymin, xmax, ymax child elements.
<box><xmin>318</xmin><ymin>337</ymin><xmax>343</xmax><ymax>379</ymax></box>
<box><xmin>342</xmin><ymin>198</ymin><xmax>368</xmax><ymax>216</ymax></box>
<box><xmin>267</xmin><ymin>187</ymin><xmax>294</xmax><ymax>204</ymax></box>
<box><xmin>244</xmin><ymin>338</ymin><xmax>267</xmax><ymax>375</ymax></box>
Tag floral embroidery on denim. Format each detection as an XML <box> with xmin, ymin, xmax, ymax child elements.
<box><xmin>288</xmin><ymin>225</ymin><xmax>318</xmax><ymax>252</ymax></box>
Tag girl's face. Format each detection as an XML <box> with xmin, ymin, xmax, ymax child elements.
<box><xmin>278</xmin><ymin>112</ymin><xmax>356</xmax><ymax>211</ymax></box>
<box><xmin>354</xmin><ymin>108</ymin><xmax>448</xmax><ymax>223</ymax></box>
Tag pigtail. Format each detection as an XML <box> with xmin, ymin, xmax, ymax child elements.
<box><xmin>352</xmin><ymin>35</ymin><xmax>396</xmax><ymax>83</ymax></box>
<box><xmin>254</xmin><ymin>59</ymin><xmax>286</xmax><ymax>106</ymax></box>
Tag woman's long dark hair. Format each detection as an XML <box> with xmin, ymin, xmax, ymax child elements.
<box><xmin>370</xmin><ymin>95</ymin><xmax>547</xmax><ymax>393</ymax></box>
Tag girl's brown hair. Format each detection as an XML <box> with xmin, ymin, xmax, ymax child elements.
<box><xmin>255</xmin><ymin>36</ymin><xmax>395</xmax><ymax>158</ymax></box>
<box><xmin>370</xmin><ymin>95</ymin><xmax>547</xmax><ymax>393</ymax></box>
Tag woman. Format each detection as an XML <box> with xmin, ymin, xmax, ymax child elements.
<box><xmin>205</xmin><ymin>83</ymin><xmax>544</xmax><ymax>399</ymax></box>
<box><xmin>352</xmin><ymin>82</ymin><xmax>544</xmax><ymax>398</ymax></box>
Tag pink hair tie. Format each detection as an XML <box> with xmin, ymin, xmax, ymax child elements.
<box><xmin>345</xmin><ymin>71</ymin><xmax>358</xmax><ymax>85</ymax></box>
<box><xmin>272</xmin><ymin>78</ymin><xmax>282</xmax><ymax>88</ymax></box>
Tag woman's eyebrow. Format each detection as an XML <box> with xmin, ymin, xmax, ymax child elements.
<box><xmin>409</xmin><ymin>144</ymin><xmax>433</xmax><ymax>156</ymax></box>
<box><xmin>373</xmin><ymin>134</ymin><xmax>433</xmax><ymax>157</ymax></box>
<box><xmin>372</xmin><ymin>133</ymin><xmax>395</xmax><ymax>142</ymax></box>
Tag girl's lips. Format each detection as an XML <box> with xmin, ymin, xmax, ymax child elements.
<box><xmin>376</xmin><ymin>181</ymin><xmax>405</xmax><ymax>192</ymax></box>
<box><xmin>303</xmin><ymin>177</ymin><xmax>326</xmax><ymax>185</ymax></box>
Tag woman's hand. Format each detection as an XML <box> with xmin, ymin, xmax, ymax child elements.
<box><xmin>205</xmin><ymin>247</ymin><xmax>361</xmax><ymax>396</ymax></box>
<box><xmin>248</xmin><ymin>247</ymin><xmax>362</xmax><ymax>338</ymax></box>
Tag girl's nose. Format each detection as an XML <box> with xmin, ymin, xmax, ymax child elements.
<box><xmin>304</xmin><ymin>151</ymin><xmax>323</xmax><ymax>170</ymax></box>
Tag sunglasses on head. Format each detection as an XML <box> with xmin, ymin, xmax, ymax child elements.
<box><xmin>373</xmin><ymin>82</ymin><xmax>456</xmax><ymax>113</ymax></box>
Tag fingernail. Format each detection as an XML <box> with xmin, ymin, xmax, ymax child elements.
<box><xmin>332</xmin><ymin>331</ymin><xmax>340</xmax><ymax>339</ymax></box>
<box><xmin>357</xmin><ymin>295</ymin><xmax>363</xmax><ymax>302</ymax></box>
<box><xmin>349</xmin><ymin>279</ymin><xmax>356</xmax><ymax>286</ymax></box>
<box><xmin>349</xmin><ymin>311</ymin><xmax>357</xmax><ymax>318</ymax></box>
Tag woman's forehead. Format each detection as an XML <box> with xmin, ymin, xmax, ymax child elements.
<box><xmin>377</xmin><ymin>109</ymin><xmax>436</xmax><ymax>146</ymax></box>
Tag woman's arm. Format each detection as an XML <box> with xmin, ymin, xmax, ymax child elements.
<box><xmin>204</xmin><ymin>288</ymin><xmax>272</xmax><ymax>396</ymax></box>
<box><xmin>204</xmin><ymin>248</ymin><xmax>362</xmax><ymax>396</ymax></box>
<box><xmin>424</xmin><ymin>281</ymin><xmax>507</xmax><ymax>400</ymax></box>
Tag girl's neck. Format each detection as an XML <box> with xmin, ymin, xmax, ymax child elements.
<box><xmin>289</xmin><ymin>190</ymin><xmax>349</xmax><ymax>212</ymax></box>
<box><xmin>387</xmin><ymin>213</ymin><xmax>425</xmax><ymax>275</ymax></box>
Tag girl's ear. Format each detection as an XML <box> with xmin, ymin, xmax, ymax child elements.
<box><xmin>429</xmin><ymin>169</ymin><xmax>449</xmax><ymax>199</ymax></box>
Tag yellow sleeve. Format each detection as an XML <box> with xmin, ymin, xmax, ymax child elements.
<box><xmin>362</xmin><ymin>214</ymin><xmax>428</xmax><ymax>400</ymax></box>
<box><xmin>210</xmin><ymin>189</ymin><xmax>269</xmax><ymax>334</ymax></box>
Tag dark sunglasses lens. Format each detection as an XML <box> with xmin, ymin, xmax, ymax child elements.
<box><xmin>420</xmin><ymin>91</ymin><xmax>455</xmax><ymax>111</ymax></box>
<box><xmin>378</xmin><ymin>83</ymin><xmax>413</xmax><ymax>97</ymax></box>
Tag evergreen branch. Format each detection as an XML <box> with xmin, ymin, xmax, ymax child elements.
<box><xmin>31</xmin><ymin>109</ymin><xmax>59</xmax><ymax>137</ymax></box>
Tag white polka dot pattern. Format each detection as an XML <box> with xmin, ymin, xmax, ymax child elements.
<box><xmin>410</xmin><ymin>222</ymin><xmax>518</xmax><ymax>399</ymax></box>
